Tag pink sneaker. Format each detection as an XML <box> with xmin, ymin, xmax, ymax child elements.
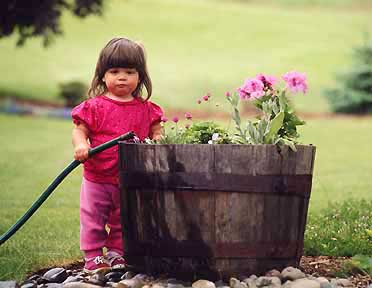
<box><xmin>83</xmin><ymin>255</ymin><xmax>111</xmax><ymax>274</ymax></box>
<box><xmin>107</xmin><ymin>251</ymin><xmax>127</xmax><ymax>270</ymax></box>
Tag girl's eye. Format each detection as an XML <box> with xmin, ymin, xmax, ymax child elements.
<box><xmin>109</xmin><ymin>69</ymin><xmax>118</xmax><ymax>74</ymax></box>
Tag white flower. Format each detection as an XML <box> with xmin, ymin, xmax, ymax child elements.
<box><xmin>212</xmin><ymin>133</ymin><xmax>219</xmax><ymax>141</ymax></box>
<box><xmin>208</xmin><ymin>140</ymin><xmax>213</xmax><ymax>144</ymax></box>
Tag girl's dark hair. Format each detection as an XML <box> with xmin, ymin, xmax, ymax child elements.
<box><xmin>88</xmin><ymin>37</ymin><xmax>152</xmax><ymax>100</ymax></box>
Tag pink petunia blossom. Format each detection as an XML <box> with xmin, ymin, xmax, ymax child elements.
<box><xmin>160</xmin><ymin>116</ymin><xmax>168</xmax><ymax>123</ymax></box>
<box><xmin>237</xmin><ymin>78</ymin><xmax>265</xmax><ymax>100</ymax></box>
<box><xmin>197</xmin><ymin>99</ymin><xmax>202</xmax><ymax>104</ymax></box>
<box><xmin>225</xmin><ymin>91</ymin><xmax>231</xmax><ymax>97</ymax></box>
<box><xmin>256</xmin><ymin>73</ymin><xmax>277</xmax><ymax>88</ymax></box>
<box><xmin>203</xmin><ymin>95</ymin><xmax>209</xmax><ymax>101</ymax></box>
<box><xmin>185</xmin><ymin>112</ymin><xmax>192</xmax><ymax>120</ymax></box>
<box><xmin>282</xmin><ymin>71</ymin><xmax>307</xmax><ymax>94</ymax></box>
<box><xmin>172</xmin><ymin>116</ymin><xmax>179</xmax><ymax>123</ymax></box>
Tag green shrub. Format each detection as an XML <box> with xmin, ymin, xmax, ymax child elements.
<box><xmin>304</xmin><ymin>199</ymin><xmax>372</xmax><ymax>256</ymax></box>
<box><xmin>324</xmin><ymin>38</ymin><xmax>372</xmax><ymax>114</ymax></box>
<box><xmin>146</xmin><ymin>121</ymin><xmax>233</xmax><ymax>144</ymax></box>
<box><xmin>182</xmin><ymin>121</ymin><xmax>232</xmax><ymax>144</ymax></box>
<box><xmin>58</xmin><ymin>81</ymin><xmax>87</xmax><ymax>108</ymax></box>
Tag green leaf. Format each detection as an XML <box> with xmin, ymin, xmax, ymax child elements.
<box><xmin>258</xmin><ymin>118</ymin><xmax>268</xmax><ymax>138</ymax></box>
<box><xmin>247</xmin><ymin>122</ymin><xmax>258</xmax><ymax>144</ymax></box>
<box><xmin>264</xmin><ymin>111</ymin><xmax>284</xmax><ymax>143</ymax></box>
<box><xmin>272</xmin><ymin>101</ymin><xmax>280</xmax><ymax>114</ymax></box>
<box><xmin>280</xmin><ymin>138</ymin><xmax>297</xmax><ymax>151</ymax></box>
<box><xmin>233</xmin><ymin>108</ymin><xmax>241</xmax><ymax>125</ymax></box>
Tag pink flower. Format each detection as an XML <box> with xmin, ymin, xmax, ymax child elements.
<box><xmin>160</xmin><ymin>116</ymin><xmax>168</xmax><ymax>123</ymax></box>
<box><xmin>172</xmin><ymin>116</ymin><xmax>179</xmax><ymax>123</ymax></box>
<box><xmin>203</xmin><ymin>95</ymin><xmax>209</xmax><ymax>101</ymax></box>
<box><xmin>185</xmin><ymin>112</ymin><xmax>192</xmax><ymax>120</ymax></box>
<box><xmin>225</xmin><ymin>91</ymin><xmax>231</xmax><ymax>97</ymax></box>
<box><xmin>256</xmin><ymin>73</ymin><xmax>277</xmax><ymax>88</ymax></box>
<box><xmin>197</xmin><ymin>99</ymin><xmax>202</xmax><ymax>104</ymax></box>
<box><xmin>282</xmin><ymin>71</ymin><xmax>308</xmax><ymax>94</ymax></box>
<box><xmin>237</xmin><ymin>78</ymin><xmax>265</xmax><ymax>100</ymax></box>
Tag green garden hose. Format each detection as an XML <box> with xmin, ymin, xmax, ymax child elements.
<box><xmin>0</xmin><ymin>131</ymin><xmax>135</xmax><ymax>246</ymax></box>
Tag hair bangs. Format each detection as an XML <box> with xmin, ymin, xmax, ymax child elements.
<box><xmin>105</xmin><ymin>42</ymin><xmax>143</xmax><ymax>71</ymax></box>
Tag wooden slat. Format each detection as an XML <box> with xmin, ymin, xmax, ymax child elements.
<box><xmin>254</xmin><ymin>145</ymin><xmax>282</xmax><ymax>175</ymax></box>
<box><xmin>295</xmin><ymin>145</ymin><xmax>315</xmax><ymax>175</ymax></box>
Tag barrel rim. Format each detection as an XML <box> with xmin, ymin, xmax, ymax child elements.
<box><xmin>119</xmin><ymin>142</ymin><xmax>316</xmax><ymax>149</ymax></box>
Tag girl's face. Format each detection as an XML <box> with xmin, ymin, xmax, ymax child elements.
<box><xmin>103</xmin><ymin>67</ymin><xmax>139</xmax><ymax>99</ymax></box>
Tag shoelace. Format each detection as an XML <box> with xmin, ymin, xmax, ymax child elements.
<box><xmin>84</xmin><ymin>256</ymin><xmax>107</xmax><ymax>265</ymax></box>
<box><xmin>93</xmin><ymin>256</ymin><xmax>106</xmax><ymax>265</ymax></box>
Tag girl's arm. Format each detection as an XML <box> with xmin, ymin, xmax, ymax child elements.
<box><xmin>150</xmin><ymin>121</ymin><xmax>163</xmax><ymax>141</ymax></box>
<box><xmin>72</xmin><ymin>123</ymin><xmax>90</xmax><ymax>162</ymax></box>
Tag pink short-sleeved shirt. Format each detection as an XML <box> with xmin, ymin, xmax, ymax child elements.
<box><xmin>71</xmin><ymin>95</ymin><xmax>163</xmax><ymax>184</ymax></box>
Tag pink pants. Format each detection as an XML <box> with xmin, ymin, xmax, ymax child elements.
<box><xmin>80</xmin><ymin>177</ymin><xmax>123</xmax><ymax>255</ymax></box>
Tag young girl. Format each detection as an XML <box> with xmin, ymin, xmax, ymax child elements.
<box><xmin>71</xmin><ymin>37</ymin><xmax>163</xmax><ymax>273</ymax></box>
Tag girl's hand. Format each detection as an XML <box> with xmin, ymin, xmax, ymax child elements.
<box><xmin>72</xmin><ymin>123</ymin><xmax>90</xmax><ymax>162</ymax></box>
<box><xmin>74</xmin><ymin>143</ymin><xmax>90</xmax><ymax>162</ymax></box>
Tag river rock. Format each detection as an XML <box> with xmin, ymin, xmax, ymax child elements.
<box><xmin>192</xmin><ymin>280</ymin><xmax>215</xmax><ymax>288</ymax></box>
<box><xmin>87</xmin><ymin>273</ymin><xmax>107</xmax><ymax>286</ymax></box>
<box><xmin>315</xmin><ymin>277</ymin><xmax>329</xmax><ymax>284</ymax></box>
<box><xmin>289</xmin><ymin>279</ymin><xmax>321</xmax><ymax>288</ymax></box>
<box><xmin>20</xmin><ymin>282</ymin><xmax>37</xmax><ymax>288</ymax></box>
<box><xmin>63</xmin><ymin>276</ymin><xmax>84</xmax><ymax>285</ymax></box>
<box><xmin>0</xmin><ymin>281</ymin><xmax>19</xmax><ymax>288</ymax></box>
<box><xmin>330</xmin><ymin>278</ymin><xmax>353</xmax><ymax>287</ymax></box>
<box><xmin>167</xmin><ymin>284</ymin><xmax>185</xmax><ymax>288</ymax></box>
<box><xmin>265</xmin><ymin>270</ymin><xmax>281</xmax><ymax>279</ymax></box>
<box><xmin>281</xmin><ymin>267</ymin><xmax>306</xmax><ymax>281</ymax></box>
<box><xmin>26</xmin><ymin>276</ymin><xmax>42</xmax><ymax>284</ymax></box>
<box><xmin>151</xmin><ymin>284</ymin><xmax>166</xmax><ymax>288</ymax></box>
<box><xmin>121</xmin><ymin>272</ymin><xmax>135</xmax><ymax>281</ymax></box>
<box><xmin>132</xmin><ymin>275</ymin><xmax>148</xmax><ymax>282</ymax></box>
<box><xmin>229</xmin><ymin>278</ymin><xmax>247</xmax><ymax>288</ymax></box>
<box><xmin>319</xmin><ymin>283</ymin><xmax>335</xmax><ymax>288</ymax></box>
<box><xmin>117</xmin><ymin>278</ymin><xmax>145</xmax><ymax>288</ymax></box>
<box><xmin>256</xmin><ymin>276</ymin><xmax>281</xmax><ymax>288</ymax></box>
<box><xmin>63</xmin><ymin>283</ymin><xmax>103</xmax><ymax>288</ymax></box>
<box><xmin>42</xmin><ymin>268</ymin><xmax>68</xmax><ymax>283</ymax></box>
<box><xmin>241</xmin><ymin>278</ymin><xmax>256</xmax><ymax>288</ymax></box>
<box><xmin>40</xmin><ymin>284</ymin><xmax>64</xmax><ymax>288</ymax></box>
<box><xmin>105</xmin><ymin>273</ymin><xmax>124</xmax><ymax>283</ymax></box>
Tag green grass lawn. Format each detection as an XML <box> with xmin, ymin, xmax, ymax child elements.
<box><xmin>0</xmin><ymin>114</ymin><xmax>371</xmax><ymax>280</ymax></box>
<box><xmin>1</xmin><ymin>0</ymin><xmax>372</xmax><ymax>281</ymax></box>
<box><xmin>0</xmin><ymin>0</ymin><xmax>371</xmax><ymax>112</ymax></box>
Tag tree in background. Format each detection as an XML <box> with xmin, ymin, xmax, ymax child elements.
<box><xmin>325</xmin><ymin>38</ymin><xmax>372</xmax><ymax>114</ymax></box>
<box><xmin>0</xmin><ymin>0</ymin><xmax>104</xmax><ymax>47</ymax></box>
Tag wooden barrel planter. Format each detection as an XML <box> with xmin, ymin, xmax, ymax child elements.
<box><xmin>119</xmin><ymin>144</ymin><xmax>316</xmax><ymax>280</ymax></box>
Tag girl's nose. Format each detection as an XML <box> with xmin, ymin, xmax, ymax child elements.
<box><xmin>118</xmin><ymin>73</ymin><xmax>127</xmax><ymax>80</ymax></box>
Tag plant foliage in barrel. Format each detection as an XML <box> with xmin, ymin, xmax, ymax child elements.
<box><xmin>119</xmin><ymin>71</ymin><xmax>316</xmax><ymax>280</ymax></box>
